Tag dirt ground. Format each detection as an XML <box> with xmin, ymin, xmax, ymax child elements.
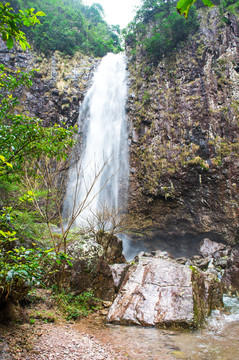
<box><xmin>0</xmin><ymin>289</ymin><xmax>128</xmax><ymax>360</ymax></box>
<box><xmin>0</xmin><ymin>322</ymin><xmax>129</xmax><ymax>360</ymax></box>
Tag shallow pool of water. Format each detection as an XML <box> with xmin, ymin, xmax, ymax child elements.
<box><xmin>75</xmin><ymin>295</ymin><xmax>239</xmax><ymax>360</ymax></box>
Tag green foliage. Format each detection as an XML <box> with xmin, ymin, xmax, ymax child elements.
<box><xmin>6</xmin><ymin>0</ymin><xmax>122</xmax><ymax>56</ymax></box>
<box><xmin>219</xmin><ymin>0</ymin><xmax>239</xmax><ymax>15</ymax></box>
<box><xmin>186</xmin><ymin>155</ymin><xmax>209</xmax><ymax>170</ymax></box>
<box><xmin>53</xmin><ymin>289</ymin><xmax>98</xmax><ymax>320</ymax></box>
<box><xmin>0</xmin><ymin>155</ymin><xmax>12</xmax><ymax>174</ymax></box>
<box><xmin>0</xmin><ymin>2</ymin><xmax>78</xmax><ymax>302</ymax></box>
<box><xmin>0</xmin><ymin>234</ymin><xmax>55</xmax><ymax>305</ymax></box>
<box><xmin>125</xmin><ymin>0</ymin><xmax>199</xmax><ymax>64</ymax></box>
<box><xmin>31</xmin><ymin>310</ymin><xmax>57</xmax><ymax>322</ymax></box>
<box><xmin>177</xmin><ymin>0</ymin><xmax>214</xmax><ymax>18</ymax></box>
<box><xmin>0</xmin><ymin>1</ymin><xmax>45</xmax><ymax>50</ymax></box>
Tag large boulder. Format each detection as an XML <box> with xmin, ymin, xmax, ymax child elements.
<box><xmin>107</xmin><ymin>251</ymin><xmax>223</xmax><ymax>328</ymax></box>
<box><xmin>67</xmin><ymin>237</ymin><xmax>115</xmax><ymax>301</ymax></box>
<box><xmin>109</xmin><ymin>264</ymin><xmax>130</xmax><ymax>291</ymax></box>
<box><xmin>95</xmin><ymin>232</ymin><xmax>126</xmax><ymax>264</ymax></box>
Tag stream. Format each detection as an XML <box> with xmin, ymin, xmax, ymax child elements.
<box><xmin>75</xmin><ymin>295</ymin><xmax>239</xmax><ymax>360</ymax></box>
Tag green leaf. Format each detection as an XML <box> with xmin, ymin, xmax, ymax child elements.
<box><xmin>19</xmin><ymin>39</ymin><xmax>26</xmax><ymax>50</ymax></box>
<box><xmin>177</xmin><ymin>0</ymin><xmax>214</xmax><ymax>17</ymax></box>
<box><xmin>176</xmin><ymin>0</ymin><xmax>197</xmax><ymax>17</ymax></box>
<box><xmin>0</xmin><ymin>230</ymin><xmax>7</xmax><ymax>238</ymax></box>
<box><xmin>23</xmin><ymin>19</ymin><xmax>31</xmax><ymax>26</ymax></box>
<box><xmin>202</xmin><ymin>0</ymin><xmax>214</xmax><ymax>7</ymax></box>
<box><xmin>7</xmin><ymin>36</ymin><xmax>14</xmax><ymax>49</ymax></box>
<box><xmin>2</xmin><ymin>32</ymin><xmax>7</xmax><ymax>41</ymax></box>
<box><xmin>67</xmin><ymin>259</ymin><xmax>73</xmax><ymax>267</ymax></box>
<box><xmin>45</xmin><ymin>248</ymin><xmax>54</xmax><ymax>254</ymax></box>
<box><xmin>36</xmin><ymin>11</ymin><xmax>46</xmax><ymax>17</ymax></box>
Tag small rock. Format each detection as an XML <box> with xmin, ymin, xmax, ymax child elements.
<box><xmin>175</xmin><ymin>257</ymin><xmax>187</xmax><ymax>265</ymax></box>
<box><xmin>222</xmin><ymin>246</ymin><xmax>239</xmax><ymax>296</ymax></box>
<box><xmin>191</xmin><ymin>255</ymin><xmax>202</xmax><ymax>261</ymax></box>
<box><xmin>192</xmin><ymin>257</ymin><xmax>210</xmax><ymax>270</ymax></box>
<box><xmin>200</xmin><ymin>238</ymin><xmax>226</xmax><ymax>258</ymax></box>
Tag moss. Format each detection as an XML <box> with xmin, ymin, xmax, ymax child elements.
<box><xmin>186</xmin><ymin>156</ymin><xmax>209</xmax><ymax>170</ymax></box>
<box><xmin>190</xmin><ymin>266</ymin><xmax>204</xmax><ymax>327</ymax></box>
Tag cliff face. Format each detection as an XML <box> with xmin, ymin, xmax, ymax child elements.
<box><xmin>0</xmin><ymin>39</ymin><xmax>99</xmax><ymax>127</ymax></box>
<box><xmin>126</xmin><ymin>8</ymin><xmax>239</xmax><ymax>244</ymax></box>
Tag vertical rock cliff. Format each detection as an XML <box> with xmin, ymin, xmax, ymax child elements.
<box><xmin>0</xmin><ymin>39</ymin><xmax>99</xmax><ymax>127</ymax></box>
<box><xmin>126</xmin><ymin>8</ymin><xmax>239</xmax><ymax>244</ymax></box>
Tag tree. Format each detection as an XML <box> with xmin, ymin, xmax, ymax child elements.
<box><xmin>124</xmin><ymin>0</ymin><xmax>199</xmax><ymax>64</ymax></box>
<box><xmin>0</xmin><ymin>1</ymin><xmax>78</xmax><ymax>304</ymax></box>
<box><xmin>6</xmin><ymin>0</ymin><xmax>122</xmax><ymax>56</ymax></box>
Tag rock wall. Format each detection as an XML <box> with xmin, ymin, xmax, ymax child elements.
<box><xmin>126</xmin><ymin>8</ymin><xmax>239</xmax><ymax>244</ymax></box>
<box><xmin>0</xmin><ymin>39</ymin><xmax>99</xmax><ymax>127</ymax></box>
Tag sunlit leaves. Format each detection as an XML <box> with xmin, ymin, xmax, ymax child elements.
<box><xmin>0</xmin><ymin>1</ymin><xmax>45</xmax><ymax>50</ymax></box>
<box><xmin>176</xmin><ymin>0</ymin><xmax>214</xmax><ymax>18</ymax></box>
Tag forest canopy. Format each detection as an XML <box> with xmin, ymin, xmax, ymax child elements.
<box><xmin>2</xmin><ymin>0</ymin><xmax>122</xmax><ymax>56</ymax></box>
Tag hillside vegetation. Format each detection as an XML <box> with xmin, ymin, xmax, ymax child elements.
<box><xmin>4</xmin><ymin>0</ymin><xmax>122</xmax><ymax>56</ymax></box>
<box><xmin>124</xmin><ymin>0</ymin><xmax>239</xmax><ymax>64</ymax></box>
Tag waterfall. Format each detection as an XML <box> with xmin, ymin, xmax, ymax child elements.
<box><xmin>62</xmin><ymin>52</ymin><xmax>128</xmax><ymax>227</ymax></box>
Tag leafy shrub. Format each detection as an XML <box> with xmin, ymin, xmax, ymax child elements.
<box><xmin>53</xmin><ymin>289</ymin><xmax>99</xmax><ymax>320</ymax></box>
<box><xmin>0</xmin><ymin>240</ymin><xmax>54</xmax><ymax>305</ymax></box>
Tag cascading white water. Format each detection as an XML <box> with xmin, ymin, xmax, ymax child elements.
<box><xmin>62</xmin><ymin>52</ymin><xmax>128</xmax><ymax>227</ymax></box>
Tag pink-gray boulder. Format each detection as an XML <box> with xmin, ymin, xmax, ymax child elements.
<box><xmin>107</xmin><ymin>252</ymin><xmax>223</xmax><ymax>328</ymax></box>
<box><xmin>199</xmin><ymin>238</ymin><xmax>226</xmax><ymax>258</ymax></box>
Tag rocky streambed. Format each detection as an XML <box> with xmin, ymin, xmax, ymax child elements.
<box><xmin>66</xmin><ymin>228</ymin><xmax>238</xmax><ymax>329</ymax></box>
<box><xmin>75</xmin><ymin>294</ymin><xmax>239</xmax><ymax>360</ymax></box>
<box><xmin>72</xmin><ymin>234</ymin><xmax>239</xmax><ymax>359</ymax></box>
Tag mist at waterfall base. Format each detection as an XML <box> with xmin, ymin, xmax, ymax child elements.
<box><xmin>62</xmin><ymin>52</ymin><xmax>129</xmax><ymax>229</ymax></box>
<box><xmin>119</xmin><ymin>230</ymin><xmax>224</xmax><ymax>261</ymax></box>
